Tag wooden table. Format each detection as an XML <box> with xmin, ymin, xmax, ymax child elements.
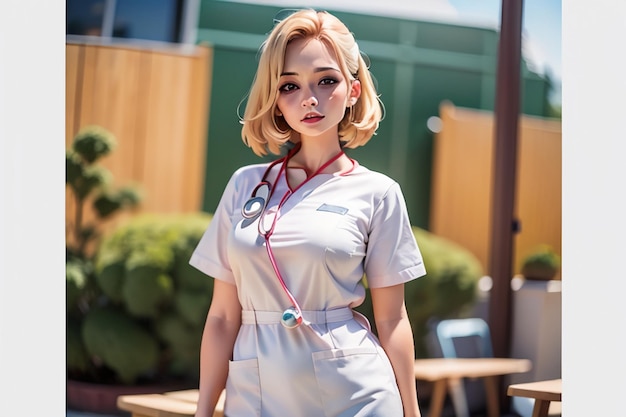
<box><xmin>117</xmin><ymin>389</ymin><xmax>224</xmax><ymax>417</ymax></box>
<box><xmin>507</xmin><ymin>379</ymin><xmax>561</xmax><ymax>417</ymax></box>
<box><xmin>414</xmin><ymin>357</ymin><xmax>532</xmax><ymax>417</ymax></box>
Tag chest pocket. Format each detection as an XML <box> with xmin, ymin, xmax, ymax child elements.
<box><xmin>303</xmin><ymin>201</ymin><xmax>362</xmax><ymax>254</ymax></box>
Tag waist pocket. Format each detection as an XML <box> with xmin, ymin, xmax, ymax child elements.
<box><xmin>312</xmin><ymin>347</ymin><xmax>402</xmax><ymax>417</ymax></box>
<box><xmin>225</xmin><ymin>358</ymin><xmax>261</xmax><ymax>417</ymax></box>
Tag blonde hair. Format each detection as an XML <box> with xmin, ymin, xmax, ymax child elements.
<box><xmin>240</xmin><ymin>9</ymin><xmax>383</xmax><ymax>156</ymax></box>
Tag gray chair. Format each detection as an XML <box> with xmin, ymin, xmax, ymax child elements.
<box><xmin>434</xmin><ymin>318</ymin><xmax>493</xmax><ymax>417</ymax></box>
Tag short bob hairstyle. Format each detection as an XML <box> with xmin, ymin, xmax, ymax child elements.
<box><xmin>240</xmin><ymin>9</ymin><xmax>383</xmax><ymax>156</ymax></box>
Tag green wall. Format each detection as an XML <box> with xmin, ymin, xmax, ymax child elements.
<box><xmin>196</xmin><ymin>0</ymin><xmax>553</xmax><ymax>228</ymax></box>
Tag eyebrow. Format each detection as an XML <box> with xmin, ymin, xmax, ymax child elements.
<box><xmin>280</xmin><ymin>67</ymin><xmax>341</xmax><ymax>76</ymax></box>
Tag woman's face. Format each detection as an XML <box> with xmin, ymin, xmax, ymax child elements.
<box><xmin>276</xmin><ymin>37</ymin><xmax>360</xmax><ymax>142</ymax></box>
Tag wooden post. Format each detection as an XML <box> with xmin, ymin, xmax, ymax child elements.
<box><xmin>489</xmin><ymin>0</ymin><xmax>524</xmax><ymax>377</ymax></box>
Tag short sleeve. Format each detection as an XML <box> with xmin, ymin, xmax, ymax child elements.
<box><xmin>189</xmin><ymin>171</ymin><xmax>239</xmax><ymax>284</ymax></box>
<box><xmin>364</xmin><ymin>182</ymin><xmax>426</xmax><ymax>288</ymax></box>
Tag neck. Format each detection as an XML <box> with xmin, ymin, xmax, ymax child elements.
<box><xmin>288</xmin><ymin>139</ymin><xmax>348</xmax><ymax>176</ymax></box>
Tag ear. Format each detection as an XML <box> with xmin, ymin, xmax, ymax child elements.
<box><xmin>348</xmin><ymin>80</ymin><xmax>361</xmax><ymax>106</ymax></box>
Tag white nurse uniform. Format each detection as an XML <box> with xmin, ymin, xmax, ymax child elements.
<box><xmin>190</xmin><ymin>156</ymin><xmax>426</xmax><ymax>417</ymax></box>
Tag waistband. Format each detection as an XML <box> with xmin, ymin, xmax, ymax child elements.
<box><xmin>241</xmin><ymin>307</ymin><xmax>354</xmax><ymax>325</ymax></box>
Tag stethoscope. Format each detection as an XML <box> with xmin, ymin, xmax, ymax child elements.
<box><xmin>241</xmin><ymin>143</ymin><xmax>346</xmax><ymax>329</ymax></box>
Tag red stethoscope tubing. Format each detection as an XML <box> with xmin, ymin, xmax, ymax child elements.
<box><xmin>254</xmin><ymin>144</ymin><xmax>347</xmax><ymax>327</ymax></box>
<box><xmin>265</xmin><ymin>237</ymin><xmax>300</xmax><ymax>311</ymax></box>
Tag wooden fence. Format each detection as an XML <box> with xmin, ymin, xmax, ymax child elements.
<box><xmin>429</xmin><ymin>102</ymin><xmax>562</xmax><ymax>277</ymax></box>
<box><xmin>66</xmin><ymin>41</ymin><xmax>212</xmax><ymax>247</ymax></box>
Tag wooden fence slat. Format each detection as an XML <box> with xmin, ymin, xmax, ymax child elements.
<box><xmin>430</xmin><ymin>102</ymin><xmax>561</xmax><ymax>276</ymax></box>
<box><xmin>66</xmin><ymin>44</ymin><xmax>82</xmax><ymax>146</ymax></box>
<box><xmin>142</xmin><ymin>51</ymin><xmax>190</xmax><ymax>212</ymax></box>
<box><xmin>183</xmin><ymin>46</ymin><xmax>212</xmax><ymax>212</ymax></box>
<box><xmin>514</xmin><ymin>116</ymin><xmax>562</xmax><ymax>274</ymax></box>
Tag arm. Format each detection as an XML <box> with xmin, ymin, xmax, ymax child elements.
<box><xmin>371</xmin><ymin>284</ymin><xmax>421</xmax><ymax>417</ymax></box>
<box><xmin>195</xmin><ymin>279</ymin><xmax>242</xmax><ymax>417</ymax></box>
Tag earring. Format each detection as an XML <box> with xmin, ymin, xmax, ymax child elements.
<box><xmin>275</xmin><ymin>109</ymin><xmax>283</xmax><ymax>117</ymax></box>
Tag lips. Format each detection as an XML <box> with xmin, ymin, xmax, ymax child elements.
<box><xmin>302</xmin><ymin>113</ymin><xmax>324</xmax><ymax>123</ymax></box>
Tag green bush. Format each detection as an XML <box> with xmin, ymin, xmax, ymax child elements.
<box><xmin>82</xmin><ymin>307</ymin><xmax>161</xmax><ymax>384</ymax></box>
<box><xmin>67</xmin><ymin>212</ymin><xmax>213</xmax><ymax>385</ymax></box>
<box><xmin>66</xmin><ymin>125</ymin><xmax>144</xmax><ymax>384</ymax></box>
<box><xmin>355</xmin><ymin>226</ymin><xmax>483</xmax><ymax>358</ymax></box>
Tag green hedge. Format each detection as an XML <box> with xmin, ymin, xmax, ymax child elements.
<box><xmin>67</xmin><ymin>213</ymin><xmax>214</xmax><ymax>385</ymax></box>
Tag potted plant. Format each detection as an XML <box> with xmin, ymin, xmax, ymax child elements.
<box><xmin>67</xmin><ymin>210</ymin><xmax>214</xmax><ymax>413</ymax></box>
<box><xmin>65</xmin><ymin>125</ymin><xmax>145</xmax><ymax>413</ymax></box>
<box><xmin>66</xmin><ymin>125</ymin><xmax>218</xmax><ymax>415</ymax></box>
<box><xmin>519</xmin><ymin>244</ymin><xmax>561</xmax><ymax>281</ymax></box>
<box><xmin>66</xmin><ymin>125</ymin><xmax>143</xmax><ymax>347</ymax></box>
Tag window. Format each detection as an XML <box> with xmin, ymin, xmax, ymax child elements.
<box><xmin>66</xmin><ymin>0</ymin><xmax>199</xmax><ymax>44</ymax></box>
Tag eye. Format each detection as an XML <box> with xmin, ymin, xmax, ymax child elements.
<box><xmin>319</xmin><ymin>77</ymin><xmax>338</xmax><ymax>86</ymax></box>
<box><xmin>279</xmin><ymin>83</ymin><xmax>298</xmax><ymax>93</ymax></box>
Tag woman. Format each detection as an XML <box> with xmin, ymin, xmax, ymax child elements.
<box><xmin>190</xmin><ymin>9</ymin><xmax>426</xmax><ymax>417</ymax></box>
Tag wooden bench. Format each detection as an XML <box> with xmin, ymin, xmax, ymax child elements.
<box><xmin>117</xmin><ymin>389</ymin><xmax>224</xmax><ymax>417</ymax></box>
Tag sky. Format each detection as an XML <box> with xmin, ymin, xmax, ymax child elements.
<box><xmin>230</xmin><ymin>0</ymin><xmax>562</xmax><ymax>103</ymax></box>
<box><xmin>449</xmin><ymin>0</ymin><xmax>562</xmax><ymax>102</ymax></box>
<box><xmin>450</xmin><ymin>0</ymin><xmax>561</xmax><ymax>79</ymax></box>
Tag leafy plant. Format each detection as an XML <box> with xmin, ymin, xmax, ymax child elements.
<box><xmin>67</xmin><ymin>213</ymin><xmax>214</xmax><ymax>385</ymax></box>
<box><xmin>520</xmin><ymin>244</ymin><xmax>561</xmax><ymax>281</ymax></box>
<box><xmin>66</xmin><ymin>125</ymin><xmax>142</xmax><ymax>260</ymax></box>
<box><xmin>66</xmin><ymin>125</ymin><xmax>144</xmax><ymax>383</ymax></box>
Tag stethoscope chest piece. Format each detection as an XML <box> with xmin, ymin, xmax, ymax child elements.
<box><xmin>242</xmin><ymin>182</ymin><xmax>271</xmax><ymax>219</ymax></box>
<box><xmin>281</xmin><ymin>307</ymin><xmax>303</xmax><ymax>329</ymax></box>
<box><xmin>242</xmin><ymin>196</ymin><xmax>265</xmax><ymax>219</ymax></box>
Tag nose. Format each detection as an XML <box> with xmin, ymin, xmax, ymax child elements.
<box><xmin>302</xmin><ymin>95</ymin><xmax>318</xmax><ymax>107</ymax></box>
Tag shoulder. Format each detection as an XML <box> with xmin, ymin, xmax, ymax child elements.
<box><xmin>348</xmin><ymin>162</ymin><xmax>399</xmax><ymax>195</ymax></box>
<box><xmin>232</xmin><ymin>162</ymin><xmax>271</xmax><ymax>178</ymax></box>
<box><xmin>220</xmin><ymin>162</ymin><xmax>274</xmax><ymax>197</ymax></box>
<box><xmin>229</xmin><ymin>162</ymin><xmax>275</xmax><ymax>184</ymax></box>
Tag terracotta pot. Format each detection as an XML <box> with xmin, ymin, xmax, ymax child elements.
<box><xmin>67</xmin><ymin>378</ymin><xmax>195</xmax><ymax>415</ymax></box>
